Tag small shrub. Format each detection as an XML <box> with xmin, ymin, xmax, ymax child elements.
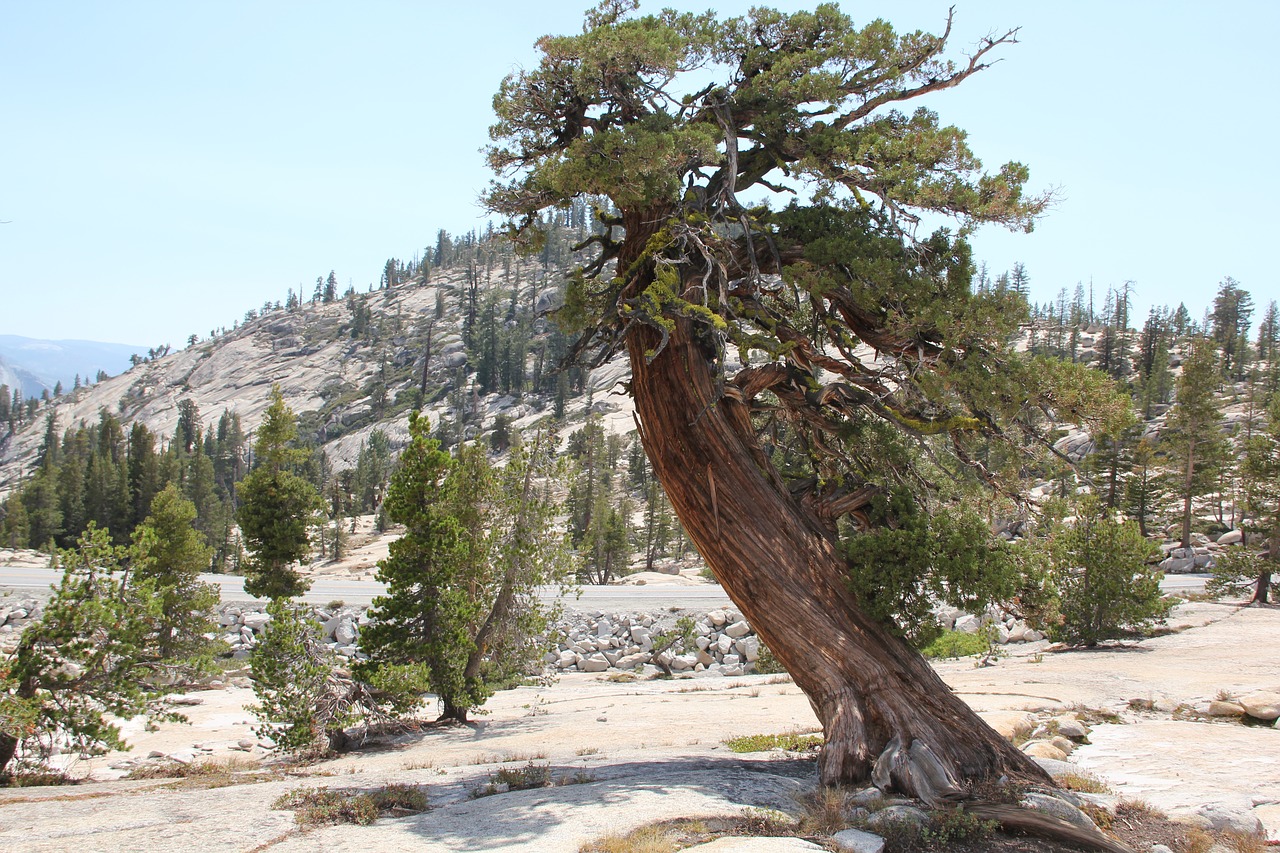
<box><xmin>274</xmin><ymin>787</ymin><xmax>378</xmax><ymax>826</ymax></box>
<box><xmin>123</xmin><ymin>756</ymin><xmax>261</xmax><ymax>782</ymax></box>
<box><xmin>365</xmin><ymin>783</ymin><xmax>430</xmax><ymax>815</ymax></box>
<box><xmin>869</xmin><ymin>815</ymin><xmax>925</xmax><ymax>851</ymax></box>
<box><xmin>735</xmin><ymin>808</ymin><xmax>795</xmax><ymax>836</ymax></box>
<box><xmin>490</xmin><ymin>762</ymin><xmax>551</xmax><ymax>789</ymax></box>
<box><xmin>273</xmin><ymin>784</ymin><xmax>428</xmax><ymax>827</ymax></box>
<box><xmin>1213</xmin><ymin>830</ymin><xmax>1269</xmax><ymax>853</ymax></box>
<box><xmin>0</xmin><ymin>767</ymin><xmax>78</xmax><ymax>788</ymax></box>
<box><xmin>922</xmin><ymin>807</ymin><xmax>998</xmax><ymax>846</ymax></box>
<box><xmin>723</xmin><ymin>731</ymin><xmax>822</xmax><ymax>753</ymax></box>
<box><xmin>473</xmin><ymin>762</ymin><xmax>594</xmax><ymax>797</ymax></box>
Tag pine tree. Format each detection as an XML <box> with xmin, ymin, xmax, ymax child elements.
<box><xmin>1045</xmin><ymin>497</ymin><xmax>1168</xmax><ymax>646</ymax></box>
<box><xmin>1210</xmin><ymin>277</ymin><xmax>1254</xmax><ymax>382</ymax></box>
<box><xmin>359</xmin><ymin>416</ymin><xmax>573</xmax><ymax>722</ymax></box>
<box><xmin>1256</xmin><ymin>300</ymin><xmax>1279</xmax><ymax>394</ymax></box>
<box><xmin>0</xmin><ymin>525</ymin><xmax>175</xmax><ymax>777</ymax></box>
<box><xmin>1211</xmin><ymin>393</ymin><xmax>1280</xmax><ymax>603</ymax></box>
<box><xmin>236</xmin><ymin>387</ymin><xmax>322</xmax><ymax>599</ymax></box>
<box><xmin>483</xmin><ymin>2</ymin><xmax>1136</xmax><ymax>796</ymax></box>
<box><xmin>0</xmin><ymin>496</ymin><xmax>30</xmax><ymax>548</ymax></box>
<box><xmin>249</xmin><ymin>599</ymin><xmax>358</xmax><ymax>753</ymax></box>
<box><xmin>1123</xmin><ymin>438</ymin><xmax>1165</xmax><ymax>538</ymax></box>
<box><xmin>130</xmin><ymin>485</ymin><xmax>220</xmax><ymax>670</ymax></box>
<box><xmin>1163</xmin><ymin>337</ymin><xmax>1227</xmax><ymax>547</ymax></box>
<box><xmin>357</xmin><ymin>413</ymin><xmax>475</xmax><ymax>719</ymax></box>
<box><xmin>19</xmin><ymin>468</ymin><xmax>61</xmax><ymax>550</ymax></box>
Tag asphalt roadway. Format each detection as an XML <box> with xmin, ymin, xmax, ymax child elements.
<box><xmin>0</xmin><ymin>565</ymin><xmax>1211</xmax><ymax>610</ymax></box>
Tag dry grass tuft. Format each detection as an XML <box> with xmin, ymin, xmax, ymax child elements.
<box><xmin>794</xmin><ymin>786</ymin><xmax>853</xmax><ymax>835</ymax></box>
<box><xmin>1056</xmin><ymin>771</ymin><xmax>1111</xmax><ymax>794</ymax></box>
<box><xmin>272</xmin><ymin>783</ymin><xmax>428</xmax><ymax>827</ymax></box>
<box><xmin>123</xmin><ymin>756</ymin><xmax>278</xmax><ymax>789</ymax></box>
<box><xmin>578</xmin><ymin>825</ymin><xmax>681</xmax><ymax>853</ymax></box>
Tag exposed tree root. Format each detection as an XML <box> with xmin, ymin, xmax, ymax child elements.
<box><xmin>968</xmin><ymin>802</ymin><xmax>1136</xmax><ymax>853</ymax></box>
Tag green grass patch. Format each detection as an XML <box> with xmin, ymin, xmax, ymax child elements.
<box><xmin>723</xmin><ymin>731</ymin><xmax>823</xmax><ymax>753</ymax></box>
<box><xmin>921</xmin><ymin>629</ymin><xmax>989</xmax><ymax>660</ymax></box>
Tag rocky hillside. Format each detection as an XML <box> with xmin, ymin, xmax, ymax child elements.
<box><xmin>0</xmin><ymin>251</ymin><xmax>635</xmax><ymax>499</ymax></box>
<box><xmin>1</xmin><ymin>238</ymin><xmax>1271</xmax><ymax>579</ymax></box>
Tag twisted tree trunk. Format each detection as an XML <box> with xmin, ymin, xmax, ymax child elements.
<box><xmin>626</xmin><ymin>315</ymin><xmax>1050</xmax><ymax>797</ymax></box>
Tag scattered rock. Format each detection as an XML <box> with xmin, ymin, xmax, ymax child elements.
<box><xmin>830</xmin><ymin>827</ymin><xmax>886</xmax><ymax>853</ymax></box>
<box><xmin>1050</xmin><ymin>736</ymin><xmax>1076</xmax><ymax>755</ymax></box>
<box><xmin>1021</xmin><ymin>792</ymin><xmax>1100</xmax><ymax>832</ymax></box>
<box><xmin>1172</xmin><ymin>802</ymin><xmax>1265</xmax><ymax>837</ymax></box>
<box><xmin>1052</xmin><ymin>716</ymin><xmax>1090</xmax><ymax>739</ymax></box>
<box><xmin>866</xmin><ymin>805</ymin><xmax>928</xmax><ymax>831</ymax></box>
<box><xmin>241</xmin><ymin>612</ymin><xmax>271</xmax><ymax>631</ymax></box>
<box><xmin>1239</xmin><ymin>691</ymin><xmax>1280</xmax><ymax>721</ymax></box>
<box><xmin>980</xmin><ymin>710</ymin><xmax>1035</xmax><ymax>741</ymax></box>
<box><xmin>1207</xmin><ymin>700</ymin><xmax>1245</xmax><ymax>717</ymax></box>
<box><xmin>1022</xmin><ymin>741</ymin><xmax>1069</xmax><ymax>762</ymax></box>
<box><xmin>580</xmin><ymin>654</ymin><xmax>610</xmax><ymax>673</ymax></box>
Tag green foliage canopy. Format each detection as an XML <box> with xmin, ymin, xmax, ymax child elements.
<box><xmin>0</xmin><ymin>525</ymin><xmax>183</xmax><ymax>777</ymax></box>
<box><xmin>1043</xmin><ymin>498</ymin><xmax>1168</xmax><ymax>646</ymax></box>
<box><xmin>237</xmin><ymin>387</ymin><xmax>323</xmax><ymax>599</ymax></box>
<box><xmin>130</xmin><ymin>484</ymin><xmax>221</xmax><ymax>672</ymax></box>
<box><xmin>358</xmin><ymin>414</ymin><xmax>574</xmax><ymax>721</ymax></box>
<box><xmin>485</xmin><ymin>2</ymin><xmax>1132</xmax><ymax>622</ymax></box>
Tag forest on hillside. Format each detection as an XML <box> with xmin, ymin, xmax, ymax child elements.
<box><xmin>0</xmin><ymin>214</ymin><xmax>1276</xmax><ymax>592</ymax></box>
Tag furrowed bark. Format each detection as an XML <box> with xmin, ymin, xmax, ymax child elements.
<box><xmin>625</xmin><ymin>311</ymin><xmax>1052</xmax><ymax>797</ymax></box>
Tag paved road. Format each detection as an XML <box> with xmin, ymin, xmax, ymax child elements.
<box><xmin>0</xmin><ymin>566</ymin><xmax>734</xmax><ymax>610</ymax></box>
<box><xmin>0</xmin><ymin>565</ymin><xmax>1211</xmax><ymax>609</ymax></box>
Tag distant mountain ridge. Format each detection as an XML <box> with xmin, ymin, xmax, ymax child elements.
<box><xmin>0</xmin><ymin>335</ymin><xmax>144</xmax><ymax>397</ymax></box>
<box><xmin>0</xmin><ymin>356</ymin><xmax>46</xmax><ymax>401</ymax></box>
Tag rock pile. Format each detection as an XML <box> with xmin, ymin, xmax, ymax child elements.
<box><xmin>936</xmin><ymin>605</ymin><xmax>1045</xmax><ymax>644</ymax></box>
<box><xmin>216</xmin><ymin>603</ymin><xmax>371</xmax><ymax>661</ymax></box>
<box><xmin>0</xmin><ymin>597</ymin><xmax>42</xmax><ymax>651</ymax></box>
<box><xmin>214</xmin><ymin>601</ymin><xmax>1056</xmax><ymax>673</ymax></box>
<box><xmin>546</xmin><ymin>608</ymin><xmax>761</xmax><ymax>676</ymax></box>
<box><xmin>1019</xmin><ymin>711</ymin><xmax>1094</xmax><ymax>762</ymax></box>
<box><xmin>1158</xmin><ymin>531</ymin><xmax>1221</xmax><ymax>573</ymax></box>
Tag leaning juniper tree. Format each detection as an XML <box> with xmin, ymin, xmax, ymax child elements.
<box><xmin>486</xmin><ymin>1</ymin><xmax>1130</xmax><ymax>804</ymax></box>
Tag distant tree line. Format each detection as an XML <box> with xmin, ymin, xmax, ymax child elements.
<box><xmin>0</xmin><ymin>396</ymin><xmax>395</xmax><ymax>573</ymax></box>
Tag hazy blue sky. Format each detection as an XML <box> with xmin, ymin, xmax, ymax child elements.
<box><xmin>2</xmin><ymin>1</ymin><xmax>1276</xmax><ymax>347</ymax></box>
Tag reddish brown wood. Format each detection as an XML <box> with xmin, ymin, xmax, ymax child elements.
<box><xmin>626</xmin><ymin>314</ymin><xmax>1051</xmax><ymax>795</ymax></box>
